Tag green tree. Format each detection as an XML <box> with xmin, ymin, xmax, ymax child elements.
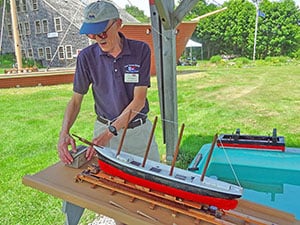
<box><xmin>257</xmin><ymin>0</ymin><xmax>300</xmax><ymax>58</ymax></box>
<box><xmin>125</xmin><ymin>5</ymin><xmax>149</xmax><ymax>23</ymax></box>
<box><xmin>184</xmin><ymin>0</ymin><xmax>216</xmax><ymax>21</ymax></box>
<box><xmin>193</xmin><ymin>0</ymin><xmax>300</xmax><ymax>59</ymax></box>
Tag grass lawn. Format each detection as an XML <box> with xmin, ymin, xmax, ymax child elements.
<box><xmin>0</xmin><ymin>63</ymin><xmax>299</xmax><ymax>224</ymax></box>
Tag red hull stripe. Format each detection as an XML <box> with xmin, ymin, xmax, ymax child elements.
<box><xmin>217</xmin><ymin>143</ymin><xmax>284</xmax><ymax>151</ymax></box>
<box><xmin>98</xmin><ymin>160</ymin><xmax>238</xmax><ymax>210</ymax></box>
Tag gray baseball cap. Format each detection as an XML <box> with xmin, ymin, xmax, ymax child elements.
<box><xmin>80</xmin><ymin>1</ymin><xmax>120</xmax><ymax>35</ymax></box>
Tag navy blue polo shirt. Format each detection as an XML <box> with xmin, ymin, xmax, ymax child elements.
<box><xmin>73</xmin><ymin>32</ymin><xmax>151</xmax><ymax>121</ymax></box>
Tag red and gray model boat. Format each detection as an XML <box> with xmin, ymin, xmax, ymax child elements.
<box><xmin>217</xmin><ymin>128</ymin><xmax>285</xmax><ymax>151</ymax></box>
<box><xmin>93</xmin><ymin>144</ymin><xmax>243</xmax><ymax>210</ymax></box>
<box><xmin>73</xmin><ymin>116</ymin><xmax>243</xmax><ymax>211</ymax></box>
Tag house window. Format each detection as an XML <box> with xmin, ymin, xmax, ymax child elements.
<box><xmin>32</xmin><ymin>0</ymin><xmax>38</xmax><ymax>10</ymax></box>
<box><xmin>16</xmin><ymin>0</ymin><xmax>21</xmax><ymax>12</ymax></box>
<box><xmin>21</xmin><ymin>0</ymin><xmax>27</xmax><ymax>12</ymax></box>
<box><xmin>7</xmin><ymin>24</ymin><xmax>12</xmax><ymax>36</ymax></box>
<box><xmin>27</xmin><ymin>48</ymin><xmax>33</xmax><ymax>58</ymax></box>
<box><xmin>54</xmin><ymin>17</ymin><xmax>62</xmax><ymax>32</ymax></box>
<box><xmin>65</xmin><ymin>45</ymin><xmax>73</xmax><ymax>59</ymax></box>
<box><xmin>35</xmin><ymin>20</ymin><xmax>41</xmax><ymax>34</ymax></box>
<box><xmin>16</xmin><ymin>0</ymin><xmax>27</xmax><ymax>12</ymax></box>
<box><xmin>42</xmin><ymin>19</ymin><xmax>48</xmax><ymax>33</ymax></box>
<box><xmin>58</xmin><ymin>46</ymin><xmax>64</xmax><ymax>59</ymax></box>
<box><xmin>21</xmin><ymin>49</ymin><xmax>26</xmax><ymax>57</ymax></box>
<box><xmin>45</xmin><ymin>47</ymin><xmax>52</xmax><ymax>60</ymax></box>
<box><xmin>18</xmin><ymin>23</ymin><xmax>23</xmax><ymax>36</ymax></box>
<box><xmin>38</xmin><ymin>47</ymin><xmax>44</xmax><ymax>58</ymax></box>
<box><xmin>24</xmin><ymin>22</ymin><xmax>31</xmax><ymax>35</ymax></box>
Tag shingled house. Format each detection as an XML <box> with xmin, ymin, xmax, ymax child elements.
<box><xmin>0</xmin><ymin>0</ymin><xmax>139</xmax><ymax>69</ymax></box>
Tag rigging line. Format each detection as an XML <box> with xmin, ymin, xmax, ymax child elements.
<box><xmin>107</xmin><ymin>110</ymin><xmax>180</xmax><ymax>126</ymax></box>
<box><xmin>0</xmin><ymin>0</ymin><xmax>6</xmax><ymax>52</ymax></box>
<box><xmin>150</xmin><ymin>24</ymin><xmax>169</xmax><ymax>42</ymax></box>
<box><xmin>126</xmin><ymin>110</ymin><xmax>180</xmax><ymax>125</ymax></box>
<box><xmin>217</xmin><ymin>137</ymin><xmax>241</xmax><ymax>187</ymax></box>
<box><xmin>42</xmin><ymin>0</ymin><xmax>84</xmax><ymax>29</ymax></box>
<box><xmin>125</xmin><ymin>0</ymin><xmax>133</xmax><ymax>6</ymax></box>
<box><xmin>46</xmin><ymin>5</ymin><xmax>81</xmax><ymax>70</ymax></box>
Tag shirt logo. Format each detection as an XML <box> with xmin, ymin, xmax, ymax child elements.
<box><xmin>125</xmin><ymin>64</ymin><xmax>140</xmax><ymax>73</ymax></box>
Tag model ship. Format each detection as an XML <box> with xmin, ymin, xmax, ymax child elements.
<box><xmin>73</xmin><ymin>114</ymin><xmax>243</xmax><ymax>211</ymax></box>
<box><xmin>93</xmin><ymin>144</ymin><xmax>242</xmax><ymax>210</ymax></box>
<box><xmin>217</xmin><ymin>128</ymin><xmax>285</xmax><ymax>151</ymax></box>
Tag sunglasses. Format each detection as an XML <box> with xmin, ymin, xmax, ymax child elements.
<box><xmin>87</xmin><ymin>21</ymin><xmax>116</xmax><ymax>40</ymax></box>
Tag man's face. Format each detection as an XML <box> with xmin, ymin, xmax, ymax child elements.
<box><xmin>87</xmin><ymin>20</ymin><xmax>120</xmax><ymax>53</ymax></box>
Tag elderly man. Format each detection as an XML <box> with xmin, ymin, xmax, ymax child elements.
<box><xmin>57</xmin><ymin>1</ymin><xmax>160</xmax><ymax>225</ymax></box>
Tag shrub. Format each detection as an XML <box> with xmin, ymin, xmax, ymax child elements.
<box><xmin>265</xmin><ymin>56</ymin><xmax>291</xmax><ymax>64</ymax></box>
<box><xmin>210</xmin><ymin>55</ymin><xmax>222</xmax><ymax>64</ymax></box>
<box><xmin>233</xmin><ymin>57</ymin><xmax>251</xmax><ymax>67</ymax></box>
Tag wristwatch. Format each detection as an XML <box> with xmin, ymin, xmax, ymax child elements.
<box><xmin>108</xmin><ymin>125</ymin><xmax>118</xmax><ymax>136</ymax></box>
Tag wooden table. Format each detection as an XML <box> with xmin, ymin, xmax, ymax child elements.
<box><xmin>22</xmin><ymin>161</ymin><xmax>212</xmax><ymax>225</ymax></box>
<box><xmin>22</xmin><ymin>161</ymin><xmax>299</xmax><ymax>225</ymax></box>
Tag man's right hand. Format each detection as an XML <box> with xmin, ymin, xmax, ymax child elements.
<box><xmin>57</xmin><ymin>133</ymin><xmax>76</xmax><ymax>164</ymax></box>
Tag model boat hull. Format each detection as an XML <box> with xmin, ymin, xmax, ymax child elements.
<box><xmin>94</xmin><ymin>146</ymin><xmax>242</xmax><ymax>210</ymax></box>
<box><xmin>217</xmin><ymin>129</ymin><xmax>285</xmax><ymax>151</ymax></box>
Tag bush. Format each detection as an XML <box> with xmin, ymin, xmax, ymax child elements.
<box><xmin>0</xmin><ymin>53</ymin><xmax>15</xmax><ymax>68</ymax></box>
<box><xmin>265</xmin><ymin>56</ymin><xmax>291</xmax><ymax>64</ymax></box>
<box><xmin>210</xmin><ymin>55</ymin><xmax>222</xmax><ymax>64</ymax></box>
<box><xmin>233</xmin><ymin>57</ymin><xmax>251</xmax><ymax>67</ymax></box>
<box><xmin>0</xmin><ymin>53</ymin><xmax>42</xmax><ymax>69</ymax></box>
<box><xmin>292</xmin><ymin>49</ymin><xmax>300</xmax><ymax>59</ymax></box>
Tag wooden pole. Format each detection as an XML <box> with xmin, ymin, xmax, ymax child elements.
<box><xmin>72</xmin><ymin>134</ymin><xmax>103</xmax><ymax>148</ymax></box>
<box><xmin>10</xmin><ymin>0</ymin><xmax>23</xmax><ymax>71</ymax></box>
<box><xmin>150</xmin><ymin>0</ymin><xmax>199</xmax><ymax>162</ymax></box>
<box><xmin>142</xmin><ymin>116</ymin><xmax>158</xmax><ymax>167</ymax></box>
<box><xmin>169</xmin><ymin>123</ymin><xmax>185</xmax><ymax>176</ymax></box>
<box><xmin>200</xmin><ymin>134</ymin><xmax>218</xmax><ymax>182</ymax></box>
<box><xmin>116</xmin><ymin>110</ymin><xmax>132</xmax><ymax>157</ymax></box>
<box><xmin>190</xmin><ymin>7</ymin><xmax>227</xmax><ymax>22</ymax></box>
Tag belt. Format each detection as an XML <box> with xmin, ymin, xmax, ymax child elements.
<box><xmin>97</xmin><ymin>115</ymin><xmax>146</xmax><ymax>129</ymax></box>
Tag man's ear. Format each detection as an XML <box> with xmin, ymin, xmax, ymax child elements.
<box><xmin>116</xmin><ymin>18</ymin><xmax>123</xmax><ymax>29</ymax></box>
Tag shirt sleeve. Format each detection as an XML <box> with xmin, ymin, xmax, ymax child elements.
<box><xmin>73</xmin><ymin>51</ymin><xmax>92</xmax><ymax>95</ymax></box>
<box><xmin>137</xmin><ymin>42</ymin><xmax>151</xmax><ymax>87</ymax></box>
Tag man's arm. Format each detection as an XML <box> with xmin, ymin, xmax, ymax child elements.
<box><xmin>114</xmin><ymin>86</ymin><xmax>148</xmax><ymax>129</ymax></box>
<box><xmin>57</xmin><ymin>92</ymin><xmax>83</xmax><ymax>164</ymax></box>
<box><xmin>92</xmin><ymin>86</ymin><xmax>148</xmax><ymax>148</ymax></box>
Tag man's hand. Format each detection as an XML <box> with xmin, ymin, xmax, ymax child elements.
<box><xmin>93</xmin><ymin>129</ymin><xmax>113</xmax><ymax>147</ymax></box>
<box><xmin>86</xmin><ymin>146</ymin><xmax>96</xmax><ymax>161</ymax></box>
<box><xmin>57</xmin><ymin>133</ymin><xmax>76</xmax><ymax>164</ymax></box>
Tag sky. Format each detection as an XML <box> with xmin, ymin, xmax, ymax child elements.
<box><xmin>113</xmin><ymin>0</ymin><xmax>300</xmax><ymax>16</ymax></box>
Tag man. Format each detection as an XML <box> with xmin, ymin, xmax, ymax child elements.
<box><xmin>57</xmin><ymin>1</ymin><xmax>160</xmax><ymax>224</ymax></box>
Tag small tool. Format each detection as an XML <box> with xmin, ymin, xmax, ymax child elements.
<box><xmin>72</xmin><ymin>133</ymin><xmax>103</xmax><ymax>148</ymax></box>
<box><xmin>66</xmin><ymin>145</ymin><xmax>88</xmax><ymax>169</ymax></box>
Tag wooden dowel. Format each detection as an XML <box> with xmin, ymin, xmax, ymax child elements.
<box><xmin>142</xmin><ymin>116</ymin><xmax>158</xmax><ymax>167</ymax></box>
<box><xmin>116</xmin><ymin>110</ymin><xmax>132</xmax><ymax>157</ymax></box>
<box><xmin>200</xmin><ymin>133</ymin><xmax>218</xmax><ymax>182</ymax></box>
<box><xmin>72</xmin><ymin>133</ymin><xmax>103</xmax><ymax>148</ymax></box>
<box><xmin>169</xmin><ymin>123</ymin><xmax>185</xmax><ymax>176</ymax></box>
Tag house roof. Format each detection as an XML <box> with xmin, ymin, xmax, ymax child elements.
<box><xmin>41</xmin><ymin>0</ymin><xmax>140</xmax><ymax>30</ymax></box>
